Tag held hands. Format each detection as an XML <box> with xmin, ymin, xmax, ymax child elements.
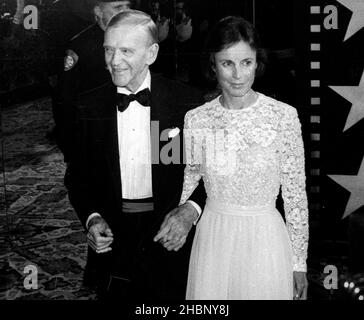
<box><xmin>87</xmin><ymin>216</ymin><xmax>114</xmax><ymax>254</ymax></box>
<box><xmin>154</xmin><ymin>202</ymin><xmax>198</xmax><ymax>251</ymax></box>
<box><xmin>293</xmin><ymin>271</ymin><xmax>308</xmax><ymax>300</ymax></box>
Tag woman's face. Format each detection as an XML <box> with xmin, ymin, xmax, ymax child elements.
<box><xmin>213</xmin><ymin>40</ymin><xmax>257</xmax><ymax>98</ymax></box>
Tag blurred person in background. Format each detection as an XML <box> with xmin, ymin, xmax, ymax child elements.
<box><xmin>56</xmin><ymin>0</ymin><xmax>134</xmax><ymax>162</ymax></box>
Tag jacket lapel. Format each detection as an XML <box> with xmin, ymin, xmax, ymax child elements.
<box><xmin>150</xmin><ymin>75</ymin><xmax>164</xmax><ymax>202</ymax></box>
<box><xmin>103</xmin><ymin>83</ymin><xmax>123</xmax><ymax>208</ymax></box>
<box><xmin>150</xmin><ymin>74</ymin><xmax>176</xmax><ymax>203</ymax></box>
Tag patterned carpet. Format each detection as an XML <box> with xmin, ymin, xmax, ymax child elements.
<box><xmin>0</xmin><ymin>96</ymin><xmax>361</xmax><ymax>301</ymax></box>
<box><xmin>0</xmin><ymin>98</ymin><xmax>96</xmax><ymax>300</ymax></box>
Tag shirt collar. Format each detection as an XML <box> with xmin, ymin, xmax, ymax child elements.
<box><xmin>117</xmin><ymin>70</ymin><xmax>151</xmax><ymax>94</ymax></box>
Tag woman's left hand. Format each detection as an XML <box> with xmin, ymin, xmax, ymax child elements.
<box><xmin>293</xmin><ymin>271</ymin><xmax>308</xmax><ymax>300</ymax></box>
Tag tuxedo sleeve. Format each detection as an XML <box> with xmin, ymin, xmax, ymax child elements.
<box><xmin>65</xmin><ymin>161</ymin><xmax>104</xmax><ymax>229</ymax></box>
<box><xmin>64</xmin><ymin>116</ymin><xmax>106</xmax><ymax>230</ymax></box>
<box><xmin>187</xmin><ymin>180</ymin><xmax>206</xmax><ymax>213</ymax></box>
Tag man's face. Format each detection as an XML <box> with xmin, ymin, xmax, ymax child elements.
<box><xmin>104</xmin><ymin>24</ymin><xmax>158</xmax><ymax>92</ymax></box>
<box><xmin>98</xmin><ymin>1</ymin><xmax>131</xmax><ymax>29</ymax></box>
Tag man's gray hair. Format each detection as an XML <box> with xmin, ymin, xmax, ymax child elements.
<box><xmin>107</xmin><ymin>9</ymin><xmax>159</xmax><ymax>44</ymax></box>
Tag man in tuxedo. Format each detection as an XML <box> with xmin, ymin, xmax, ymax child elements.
<box><xmin>66</xmin><ymin>9</ymin><xmax>205</xmax><ymax>300</ymax></box>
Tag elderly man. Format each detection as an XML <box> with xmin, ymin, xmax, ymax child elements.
<box><xmin>66</xmin><ymin>9</ymin><xmax>206</xmax><ymax>300</ymax></box>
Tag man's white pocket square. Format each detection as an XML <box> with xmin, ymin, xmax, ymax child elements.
<box><xmin>168</xmin><ymin>127</ymin><xmax>180</xmax><ymax>138</ymax></box>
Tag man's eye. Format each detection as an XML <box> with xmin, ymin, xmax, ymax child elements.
<box><xmin>105</xmin><ymin>48</ymin><xmax>114</xmax><ymax>54</ymax></box>
<box><xmin>222</xmin><ymin>61</ymin><xmax>232</xmax><ymax>67</ymax></box>
<box><xmin>121</xmin><ymin>49</ymin><xmax>132</xmax><ymax>55</ymax></box>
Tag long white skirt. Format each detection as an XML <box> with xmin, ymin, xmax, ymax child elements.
<box><xmin>186</xmin><ymin>200</ymin><xmax>293</xmax><ymax>300</ymax></box>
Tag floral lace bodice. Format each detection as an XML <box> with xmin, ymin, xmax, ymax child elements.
<box><xmin>180</xmin><ymin>93</ymin><xmax>309</xmax><ymax>272</ymax></box>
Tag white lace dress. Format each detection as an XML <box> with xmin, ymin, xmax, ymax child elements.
<box><xmin>180</xmin><ymin>93</ymin><xmax>309</xmax><ymax>300</ymax></box>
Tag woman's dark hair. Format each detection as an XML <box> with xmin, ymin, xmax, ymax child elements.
<box><xmin>203</xmin><ymin>16</ymin><xmax>267</xmax><ymax>82</ymax></box>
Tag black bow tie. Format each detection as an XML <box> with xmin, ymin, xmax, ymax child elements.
<box><xmin>116</xmin><ymin>88</ymin><xmax>152</xmax><ymax>112</ymax></box>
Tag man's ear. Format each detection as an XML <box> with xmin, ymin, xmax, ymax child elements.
<box><xmin>146</xmin><ymin>43</ymin><xmax>159</xmax><ymax>66</ymax></box>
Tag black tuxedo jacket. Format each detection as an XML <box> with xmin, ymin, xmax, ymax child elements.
<box><xmin>66</xmin><ymin>73</ymin><xmax>206</xmax><ymax>248</ymax></box>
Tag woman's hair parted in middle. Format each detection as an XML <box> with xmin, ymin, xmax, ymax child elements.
<box><xmin>203</xmin><ymin>16</ymin><xmax>267</xmax><ymax>82</ymax></box>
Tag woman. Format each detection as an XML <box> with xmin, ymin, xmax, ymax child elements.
<box><xmin>179</xmin><ymin>16</ymin><xmax>309</xmax><ymax>300</ymax></box>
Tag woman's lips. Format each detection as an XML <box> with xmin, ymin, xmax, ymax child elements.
<box><xmin>231</xmin><ymin>83</ymin><xmax>245</xmax><ymax>89</ymax></box>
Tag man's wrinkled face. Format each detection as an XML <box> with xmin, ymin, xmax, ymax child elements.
<box><xmin>104</xmin><ymin>24</ymin><xmax>158</xmax><ymax>92</ymax></box>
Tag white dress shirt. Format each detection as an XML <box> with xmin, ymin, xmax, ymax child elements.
<box><xmin>117</xmin><ymin>71</ymin><xmax>152</xmax><ymax>199</ymax></box>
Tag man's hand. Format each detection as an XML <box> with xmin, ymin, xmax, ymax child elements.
<box><xmin>176</xmin><ymin>17</ymin><xmax>193</xmax><ymax>42</ymax></box>
<box><xmin>157</xmin><ymin>18</ymin><xmax>170</xmax><ymax>43</ymax></box>
<box><xmin>293</xmin><ymin>271</ymin><xmax>308</xmax><ymax>300</ymax></box>
<box><xmin>87</xmin><ymin>216</ymin><xmax>114</xmax><ymax>254</ymax></box>
<box><xmin>154</xmin><ymin>202</ymin><xmax>198</xmax><ymax>251</ymax></box>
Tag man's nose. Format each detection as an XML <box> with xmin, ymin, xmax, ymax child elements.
<box><xmin>111</xmin><ymin>49</ymin><xmax>124</xmax><ymax>66</ymax></box>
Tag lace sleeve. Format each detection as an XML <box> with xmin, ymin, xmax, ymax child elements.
<box><xmin>280</xmin><ymin>107</ymin><xmax>309</xmax><ymax>272</ymax></box>
<box><xmin>179</xmin><ymin>111</ymin><xmax>203</xmax><ymax>205</ymax></box>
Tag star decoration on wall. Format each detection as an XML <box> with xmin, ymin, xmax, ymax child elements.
<box><xmin>337</xmin><ymin>0</ymin><xmax>364</xmax><ymax>41</ymax></box>
<box><xmin>328</xmin><ymin>156</ymin><xmax>364</xmax><ymax>219</ymax></box>
<box><xmin>329</xmin><ymin>70</ymin><xmax>364</xmax><ymax>131</ymax></box>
